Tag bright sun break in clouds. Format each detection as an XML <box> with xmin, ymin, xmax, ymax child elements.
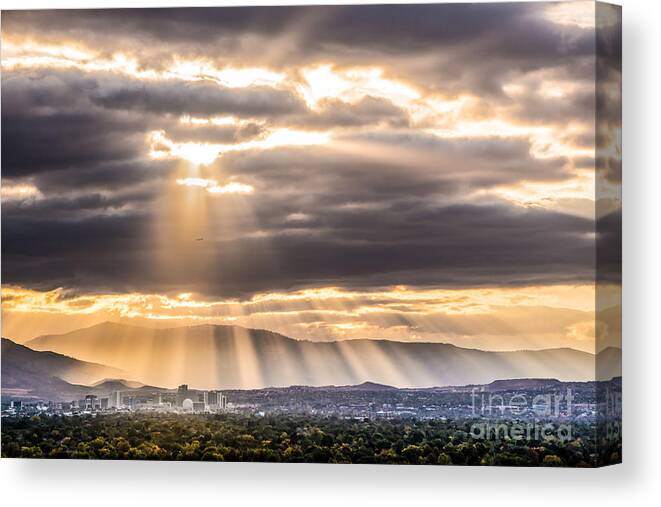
<box><xmin>2</xmin><ymin>39</ymin><xmax>288</xmax><ymax>88</ymax></box>
<box><xmin>148</xmin><ymin>129</ymin><xmax>330</xmax><ymax>166</ymax></box>
<box><xmin>176</xmin><ymin>178</ymin><xmax>254</xmax><ymax>195</ymax></box>
<box><xmin>1</xmin><ymin>182</ymin><xmax>41</xmax><ymax>200</ymax></box>
<box><xmin>300</xmin><ymin>64</ymin><xmax>420</xmax><ymax>109</ymax></box>
<box><xmin>2</xmin><ymin>284</ymin><xmax>606</xmax><ymax>353</ymax></box>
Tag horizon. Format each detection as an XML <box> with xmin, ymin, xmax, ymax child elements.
<box><xmin>4</xmin><ymin>334</ymin><xmax>615</xmax><ymax>393</ymax></box>
<box><xmin>2</xmin><ymin>319</ymin><xmax>610</xmax><ymax>355</ymax></box>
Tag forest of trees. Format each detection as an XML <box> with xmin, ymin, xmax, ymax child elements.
<box><xmin>1</xmin><ymin>413</ymin><xmax>620</xmax><ymax>467</ymax></box>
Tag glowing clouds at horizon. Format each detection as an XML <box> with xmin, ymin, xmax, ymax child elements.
<box><xmin>0</xmin><ymin>284</ymin><xmax>611</xmax><ymax>353</ymax></box>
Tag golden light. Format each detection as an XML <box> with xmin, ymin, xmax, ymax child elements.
<box><xmin>175</xmin><ymin>177</ymin><xmax>214</xmax><ymax>188</ymax></box>
<box><xmin>299</xmin><ymin>64</ymin><xmax>420</xmax><ymax>108</ymax></box>
<box><xmin>148</xmin><ymin>127</ymin><xmax>330</xmax><ymax>165</ymax></box>
<box><xmin>172</xmin><ymin>144</ymin><xmax>220</xmax><ymax>167</ymax></box>
<box><xmin>149</xmin><ymin>130</ymin><xmax>220</xmax><ymax>166</ymax></box>
<box><xmin>166</xmin><ymin>59</ymin><xmax>286</xmax><ymax>87</ymax></box>
<box><xmin>1</xmin><ymin>182</ymin><xmax>41</xmax><ymax>200</ymax></box>
<box><xmin>207</xmin><ymin>182</ymin><xmax>254</xmax><ymax>195</ymax></box>
<box><xmin>2</xmin><ymin>39</ymin><xmax>286</xmax><ymax>88</ymax></box>
<box><xmin>175</xmin><ymin>177</ymin><xmax>254</xmax><ymax>195</ymax></box>
<box><xmin>2</xmin><ymin>283</ymin><xmax>606</xmax><ymax>355</ymax></box>
<box><xmin>475</xmin><ymin>169</ymin><xmax>596</xmax><ymax>218</ymax></box>
<box><xmin>258</xmin><ymin>128</ymin><xmax>330</xmax><ymax>148</ymax></box>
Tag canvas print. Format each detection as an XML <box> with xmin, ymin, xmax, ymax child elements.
<box><xmin>1</xmin><ymin>2</ymin><xmax>621</xmax><ymax>466</ymax></box>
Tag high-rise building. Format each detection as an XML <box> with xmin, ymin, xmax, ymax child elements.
<box><xmin>206</xmin><ymin>390</ymin><xmax>227</xmax><ymax>410</ymax></box>
<box><xmin>85</xmin><ymin>394</ymin><xmax>98</xmax><ymax>410</ymax></box>
<box><xmin>176</xmin><ymin>384</ymin><xmax>189</xmax><ymax>407</ymax></box>
<box><xmin>108</xmin><ymin>391</ymin><xmax>123</xmax><ymax>408</ymax></box>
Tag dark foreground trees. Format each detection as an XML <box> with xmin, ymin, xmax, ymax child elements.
<box><xmin>1</xmin><ymin>413</ymin><xmax>615</xmax><ymax>467</ymax></box>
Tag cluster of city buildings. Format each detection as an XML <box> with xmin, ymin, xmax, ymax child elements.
<box><xmin>2</xmin><ymin>385</ymin><xmax>230</xmax><ymax>417</ymax></box>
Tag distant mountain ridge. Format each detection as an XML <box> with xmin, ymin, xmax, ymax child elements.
<box><xmin>1</xmin><ymin>338</ymin><xmax>125</xmax><ymax>401</ymax></box>
<box><xmin>22</xmin><ymin>322</ymin><xmax>612</xmax><ymax>389</ymax></box>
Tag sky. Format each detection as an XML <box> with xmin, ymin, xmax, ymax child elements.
<box><xmin>1</xmin><ymin>2</ymin><xmax>621</xmax><ymax>352</ymax></box>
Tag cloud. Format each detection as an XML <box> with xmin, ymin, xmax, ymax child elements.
<box><xmin>90</xmin><ymin>77</ymin><xmax>306</xmax><ymax>117</ymax></box>
<box><xmin>1</xmin><ymin>71</ymin><xmax>151</xmax><ymax>177</ymax></box>
<box><xmin>2</xmin><ymin>4</ymin><xmax>595</xmax><ymax>98</ymax></box>
<box><xmin>0</xmin><ymin>2</ymin><xmax>614</xmax><ymax>311</ymax></box>
<box><xmin>2</xmin><ymin>199</ymin><xmax>595</xmax><ymax>298</ymax></box>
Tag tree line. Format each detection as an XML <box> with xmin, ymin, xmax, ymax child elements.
<box><xmin>1</xmin><ymin>413</ymin><xmax>620</xmax><ymax>466</ymax></box>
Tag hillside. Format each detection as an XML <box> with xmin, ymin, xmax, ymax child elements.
<box><xmin>24</xmin><ymin>322</ymin><xmax>604</xmax><ymax>389</ymax></box>
<box><xmin>1</xmin><ymin>338</ymin><xmax>125</xmax><ymax>401</ymax></box>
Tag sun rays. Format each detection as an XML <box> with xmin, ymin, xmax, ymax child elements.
<box><xmin>0</xmin><ymin>283</ymin><xmax>614</xmax><ymax>355</ymax></box>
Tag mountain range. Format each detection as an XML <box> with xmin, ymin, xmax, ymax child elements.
<box><xmin>1</xmin><ymin>338</ymin><xmax>126</xmax><ymax>401</ymax></box>
<box><xmin>21</xmin><ymin>322</ymin><xmax>618</xmax><ymax>389</ymax></box>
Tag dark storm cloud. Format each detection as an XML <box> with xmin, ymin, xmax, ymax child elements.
<box><xmin>595</xmin><ymin>5</ymin><xmax>622</xmax><ymax>186</ymax></box>
<box><xmin>1</xmin><ymin>108</ymin><xmax>146</xmax><ymax>176</ymax></box>
<box><xmin>596</xmin><ymin>210</ymin><xmax>621</xmax><ymax>284</ymax></box>
<box><xmin>221</xmin><ymin>133</ymin><xmax>570</xmax><ymax>197</ymax></box>
<box><xmin>31</xmin><ymin>159</ymin><xmax>175</xmax><ymax>194</ymax></box>
<box><xmin>1</xmin><ymin>188</ymin><xmax>156</xmax><ymax>220</ymax></box>
<box><xmin>1</xmin><ymin>200</ymin><xmax>595</xmax><ymax>298</ymax></box>
<box><xmin>1</xmin><ymin>213</ymin><xmax>155</xmax><ymax>294</ymax></box>
<box><xmin>90</xmin><ymin>78</ymin><xmax>306</xmax><ymax>117</ymax></box>
<box><xmin>1</xmin><ymin>71</ymin><xmax>151</xmax><ymax>177</ymax></box>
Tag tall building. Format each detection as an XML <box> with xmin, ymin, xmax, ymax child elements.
<box><xmin>109</xmin><ymin>391</ymin><xmax>123</xmax><ymax>408</ymax></box>
<box><xmin>176</xmin><ymin>384</ymin><xmax>189</xmax><ymax>407</ymax></box>
<box><xmin>85</xmin><ymin>394</ymin><xmax>98</xmax><ymax>410</ymax></box>
<box><xmin>206</xmin><ymin>390</ymin><xmax>228</xmax><ymax>410</ymax></box>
